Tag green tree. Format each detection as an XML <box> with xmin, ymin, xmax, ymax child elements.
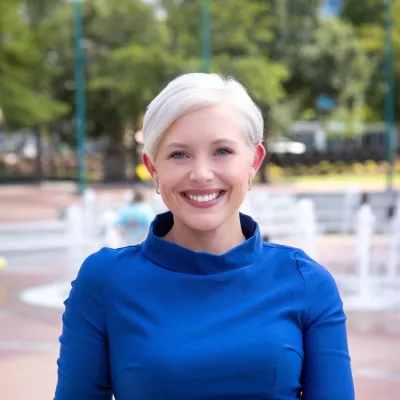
<box><xmin>0</xmin><ymin>0</ymin><xmax>68</xmax><ymax>129</ymax></box>
<box><xmin>301</xmin><ymin>18</ymin><xmax>372</xmax><ymax>113</ymax></box>
<box><xmin>36</xmin><ymin>0</ymin><xmax>175</xmax><ymax>181</ymax></box>
<box><xmin>265</xmin><ymin>0</ymin><xmax>323</xmax><ymax>129</ymax></box>
<box><xmin>22</xmin><ymin>0</ymin><xmax>70</xmax><ymax>179</ymax></box>
<box><xmin>0</xmin><ymin>0</ymin><xmax>69</xmax><ymax>179</ymax></box>
<box><xmin>84</xmin><ymin>0</ymin><xmax>181</xmax><ymax>180</ymax></box>
<box><xmin>341</xmin><ymin>0</ymin><xmax>400</xmax><ymax>121</ymax></box>
<box><xmin>261</xmin><ymin>3</ymin><xmax>373</xmax><ymax>175</ymax></box>
<box><xmin>65</xmin><ymin>0</ymin><xmax>290</xmax><ymax>181</ymax></box>
<box><xmin>160</xmin><ymin>0</ymin><xmax>289</xmax><ymax>107</ymax></box>
<box><xmin>160</xmin><ymin>0</ymin><xmax>290</xmax><ymax>182</ymax></box>
<box><xmin>341</xmin><ymin>0</ymin><xmax>385</xmax><ymax>26</ymax></box>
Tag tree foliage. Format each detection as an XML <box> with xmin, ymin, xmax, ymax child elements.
<box><xmin>0</xmin><ymin>0</ymin><xmax>398</xmax><ymax>181</ymax></box>
<box><xmin>0</xmin><ymin>0</ymin><xmax>68</xmax><ymax>129</ymax></box>
<box><xmin>341</xmin><ymin>0</ymin><xmax>400</xmax><ymax>120</ymax></box>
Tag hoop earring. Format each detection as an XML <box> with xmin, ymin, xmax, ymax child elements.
<box><xmin>156</xmin><ymin>182</ymin><xmax>160</xmax><ymax>195</ymax></box>
<box><xmin>248</xmin><ymin>178</ymin><xmax>252</xmax><ymax>191</ymax></box>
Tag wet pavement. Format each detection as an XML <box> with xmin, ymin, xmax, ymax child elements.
<box><xmin>0</xmin><ymin>183</ymin><xmax>399</xmax><ymax>399</ymax></box>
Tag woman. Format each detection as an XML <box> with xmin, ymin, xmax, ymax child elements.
<box><xmin>55</xmin><ymin>73</ymin><xmax>354</xmax><ymax>399</ymax></box>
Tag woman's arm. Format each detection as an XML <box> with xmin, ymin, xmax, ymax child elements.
<box><xmin>297</xmin><ymin>250</ymin><xmax>355</xmax><ymax>400</ymax></box>
<box><xmin>54</xmin><ymin>248</ymin><xmax>112</xmax><ymax>399</ymax></box>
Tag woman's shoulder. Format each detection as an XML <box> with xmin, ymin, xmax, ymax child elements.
<box><xmin>261</xmin><ymin>243</ymin><xmax>344</xmax><ymax>326</ymax></box>
<box><xmin>76</xmin><ymin>245</ymin><xmax>143</xmax><ymax>285</ymax></box>
<box><xmin>104</xmin><ymin>244</ymin><xmax>142</xmax><ymax>258</ymax></box>
<box><xmin>261</xmin><ymin>242</ymin><xmax>338</xmax><ymax>289</ymax></box>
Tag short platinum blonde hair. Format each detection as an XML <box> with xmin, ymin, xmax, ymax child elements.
<box><xmin>142</xmin><ymin>73</ymin><xmax>264</xmax><ymax>161</ymax></box>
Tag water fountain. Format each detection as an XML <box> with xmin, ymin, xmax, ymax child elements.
<box><xmin>296</xmin><ymin>198</ymin><xmax>318</xmax><ymax>260</ymax></box>
<box><xmin>336</xmin><ymin>200</ymin><xmax>400</xmax><ymax>311</ymax></box>
<box><xmin>341</xmin><ymin>185</ymin><xmax>361</xmax><ymax>235</ymax></box>
<box><xmin>387</xmin><ymin>196</ymin><xmax>400</xmax><ymax>278</ymax></box>
<box><xmin>16</xmin><ymin>189</ymin><xmax>400</xmax><ymax>313</ymax></box>
<box><xmin>19</xmin><ymin>188</ymin><xmax>125</xmax><ymax>310</ymax></box>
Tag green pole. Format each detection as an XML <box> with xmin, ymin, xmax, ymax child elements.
<box><xmin>201</xmin><ymin>0</ymin><xmax>211</xmax><ymax>73</ymax></box>
<box><xmin>384</xmin><ymin>0</ymin><xmax>395</xmax><ymax>191</ymax></box>
<box><xmin>73</xmin><ymin>0</ymin><xmax>87</xmax><ymax>195</ymax></box>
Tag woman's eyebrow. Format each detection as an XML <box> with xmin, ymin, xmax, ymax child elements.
<box><xmin>164</xmin><ymin>138</ymin><xmax>237</xmax><ymax>149</ymax></box>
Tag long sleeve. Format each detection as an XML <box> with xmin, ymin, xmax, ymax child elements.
<box><xmin>54</xmin><ymin>248</ymin><xmax>112</xmax><ymax>400</ymax></box>
<box><xmin>297</xmin><ymin>250</ymin><xmax>355</xmax><ymax>400</ymax></box>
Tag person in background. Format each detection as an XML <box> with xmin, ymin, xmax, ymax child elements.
<box><xmin>115</xmin><ymin>189</ymin><xmax>154</xmax><ymax>245</ymax></box>
<box><xmin>360</xmin><ymin>192</ymin><xmax>370</xmax><ymax>207</ymax></box>
<box><xmin>387</xmin><ymin>191</ymin><xmax>399</xmax><ymax>221</ymax></box>
<box><xmin>262</xmin><ymin>234</ymin><xmax>270</xmax><ymax>242</ymax></box>
<box><xmin>55</xmin><ymin>73</ymin><xmax>354</xmax><ymax>400</ymax></box>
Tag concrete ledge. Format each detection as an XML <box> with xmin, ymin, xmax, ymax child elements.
<box><xmin>0</xmin><ymin>220</ymin><xmax>68</xmax><ymax>234</ymax></box>
<box><xmin>0</xmin><ymin>240</ymin><xmax>69</xmax><ymax>255</ymax></box>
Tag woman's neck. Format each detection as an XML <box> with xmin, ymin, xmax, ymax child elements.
<box><xmin>164</xmin><ymin>214</ymin><xmax>245</xmax><ymax>255</ymax></box>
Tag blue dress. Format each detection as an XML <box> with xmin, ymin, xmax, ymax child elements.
<box><xmin>55</xmin><ymin>212</ymin><xmax>354</xmax><ymax>399</ymax></box>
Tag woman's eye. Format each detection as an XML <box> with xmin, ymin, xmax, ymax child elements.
<box><xmin>215</xmin><ymin>148</ymin><xmax>232</xmax><ymax>156</ymax></box>
<box><xmin>169</xmin><ymin>151</ymin><xmax>187</xmax><ymax>159</ymax></box>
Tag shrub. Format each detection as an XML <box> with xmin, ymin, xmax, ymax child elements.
<box><xmin>293</xmin><ymin>163</ymin><xmax>309</xmax><ymax>176</ymax></box>
<box><xmin>267</xmin><ymin>163</ymin><xmax>284</xmax><ymax>179</ymax></box>
<box><xmin>284</xmin><ymin>166</ymin><xmax>295</xmax><ymax>177</ymax></box>
<box><xmin>351</xmin><ymin>162</ymin><xmax>364</xmax><ymax>174</ymax></box>
<box><xmin>377</xmin><ymin>161</ymin><xmax>389</xmax><ymax>174</ymax></box>
<box><xmin>316</xmin><ymin>161</ymin><xmax>332</xmax><ymax>175</ymax></box>
<box><xmin>332</xmin><ymin>161</ymin><xmax>348</xmax><ymax>174</ymax></box>
<box><xmin>364</xmin><ymin>160</ymin><xmax>378</xmax><ymax>174</ymax></box>
<box><xmin>394</xmin><ymin>159</ymin><xmax>400</xmax><ymax>173</ymax></box>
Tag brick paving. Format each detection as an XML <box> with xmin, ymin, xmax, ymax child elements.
<box><xmin>0</xmin><ymin>182</ymin><xmax>399</xmax><ymax>399</ymax></box>
<box><xmin>0</xmin><ymin>182</ymin><xmax>142</xmax><ymax>222</ymax></box>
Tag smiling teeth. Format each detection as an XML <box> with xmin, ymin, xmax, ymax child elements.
<box><xmin>187</xmin><ymin>192</ymin><xmax>220</xmax><ymax>203</ymax></box>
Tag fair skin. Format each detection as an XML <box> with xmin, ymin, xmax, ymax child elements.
<box><xmin>143</xmin><ymin>104</ymin><xmax>265</xmax><ymax>254</ymax></box>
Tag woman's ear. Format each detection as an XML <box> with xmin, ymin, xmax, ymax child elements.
<box><xmin>250</xmin><ymin>143</ymin><xmax>266</xmax><ymax>179</ymax></box>
<box><xmin>142</xmin><ymin>153</ymin><xmax>157</xmax><ymax>181</ymax></box>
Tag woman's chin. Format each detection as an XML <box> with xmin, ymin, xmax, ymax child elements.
<box><xmin>180</xmin><ymin>213</ymin><xmax>224</xmax><ymax>233</ymax></box>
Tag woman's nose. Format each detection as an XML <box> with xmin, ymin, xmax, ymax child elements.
<box><xmin>189</xmin><ymin>160</ymin><xmax>214</xmax><ymax>183</ymax></box>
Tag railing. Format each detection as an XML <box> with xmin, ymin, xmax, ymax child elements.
<box><xmin>270</xmin><ymin>148</ymin><xmax>389</xmax><ymax>168</ymax></box>
<box><xmin>0</xmin><ymin>153</ymin><xmax>103</xmax><ymax>182</ymax></box>
<box><xmin>0</xmin><ymin>147</ymin><xmax>396</xmax><ymax>182</ymax></box>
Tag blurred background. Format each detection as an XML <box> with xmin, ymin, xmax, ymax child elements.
<box><xmin>0</xmin><ymin>0</ymin><xmax>399</xmax><ymax>399</ymax></box>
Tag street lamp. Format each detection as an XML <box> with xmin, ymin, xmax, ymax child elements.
<box><xmin>67</xmin><ymin>0</ymin><xmax>87</xmax><ymax>195</ymax></box>
<box><xmin>384</xmin><ymin>0</ymin><xmax>395</xmax><ymax>191</ymax></box>
<box><xmin>201</xmin><ymin>0</ymin><xmax>211</xmax><ymax>73</ymax></box>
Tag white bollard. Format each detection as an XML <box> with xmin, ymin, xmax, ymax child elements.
<box><xmin>355</xmin><ymin>203</ymin><xmax>376</xmax><ymax>299</ymax></box>
<box><xmin>387</xmin><ymin>198</ymin><xmax>400</xmax><ymax>278</ymax></box>
<box><xmin>67</xmin><ymin>204</ymin><xmax>84</xmax><ymax>245</ymax></box>
<box><xmin>99</xmin><ymin>208</ymin><xmax>122</xmax><ymax>248</ymax></box>
<box><xmin>66</xmin><ymin>204</ymin><xmax>86</xmax><ymax>277</ymax></box>
<box><xmin>83</xmin><ymin>188</ymin><xmax>98</xmax><ymax>236</ymax></box>
<box><xmin>123</xmin><ymin>189</ymin><xmax>134</xmax><ymax>205</ymax></box>
<box><xmin>296</xmin><ymin>198</ymin><xmax>318</xmax><ymax>259</ymax></box>
<box><xmin>341</xmin><ymin>186</ymin><xmax>361</xmax><ymax>235</ymax></box>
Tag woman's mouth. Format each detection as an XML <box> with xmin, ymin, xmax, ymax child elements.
<box><xmin>181</xmin><ymin>190</ymin><xmax>226</xmax><ymax>207</ymax></box>
<box><xmin>184</xmin><ymin>191</ymin><xmax>222</xmax><ymax>203</ymax></box>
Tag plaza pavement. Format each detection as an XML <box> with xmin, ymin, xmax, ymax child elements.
<box><xmin>0</xmin><ymin>182</ymin><xmax>399</xmax><ymax>399</ymax></box>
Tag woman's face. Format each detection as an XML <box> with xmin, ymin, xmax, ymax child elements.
<box><xmin>143</xmin><ymin>104</ymin><xmax>265</xmax><ymax>233</ymax></box>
